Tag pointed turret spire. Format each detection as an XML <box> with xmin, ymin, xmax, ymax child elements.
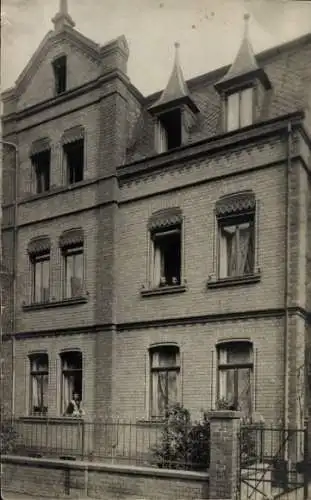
<box><xmin>221</xmin><ymin>13</ymin><xmax>258</xmax><ymax>83</ymax></box>
<box><xmin>52</xmin><ymin>0</ymin><xmax>75</xmax><ymax>31</ymax></box>
<box><xmin>149</xmin><ymin>42</ymin><xmax>198</xmax><ymax>113</ymax></box>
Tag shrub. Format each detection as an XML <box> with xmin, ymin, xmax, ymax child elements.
<box><xmin>1</xmin><ymin>420</ymin><xmax>18</xmax><ymax>454</ymax></box>
<box><xmin>151</xmin><ymin>404</ymin><xmax>210</xmax><ymax>471</ymax></box>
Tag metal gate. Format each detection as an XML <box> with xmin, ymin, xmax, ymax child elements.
<box><xmin>238</xmin><ymin>425</ymin><xmax>309</xmax><ymax>500</ymax></box>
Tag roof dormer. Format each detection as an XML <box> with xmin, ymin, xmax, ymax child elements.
<box><xmin>215</xmin><ymin>14</ymin><xmax>271</xmax><ymax>133</ymax></box>
<box><xmin>149</xmin><ymin>43</ymin><xmax>199</xmax><ymax>154</ymax></box>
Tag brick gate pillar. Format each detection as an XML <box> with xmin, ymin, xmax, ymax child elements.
<box><xmin>208</xmin><ymin>410</ymin><xmax>242</xmax><ymax>500</ymax></box>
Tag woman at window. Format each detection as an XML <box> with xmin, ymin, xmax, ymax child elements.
<box><xmin>64</xmin><ymin>392</ymin><xmax>85</xmax><ymax>417</ymax></box>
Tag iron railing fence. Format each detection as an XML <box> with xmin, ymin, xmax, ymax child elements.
<box><xmin>1</xmin><ymin>418</ymin><xmax>210</xmax><ymax>472</ymax></box>
<box><xmin>239</xmin><ymin>425</ymin><xmax>308</xmax><ymax>500</ymax></box>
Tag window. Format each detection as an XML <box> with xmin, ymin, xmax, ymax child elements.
<box><xmin>60</xmin><ymin>351</ymin><xmax>82</xmax><ymax>415</ymax></box>
<box><xmin>152</xmin><ymin>227</ymin><xmax>181</xmax><ymax>287</ymax></box>
<box><xmin>156</xmin><ymin>109</ymin><xmax>182</xmax><ymax>153</ymax></box>
<box><xmin>64</xmin><ymin>139</ymin><xmax>84</xmax><ymax>184</ymax></box>
<box><xmin>63</xmin><ymin>247</ymin><xmax>84</xmax><ymax>298</ymax></box>
<box><xmin>53</xmin><ymin>55</ymin><xmax>67</xmax><ymax>94</ymax></box>
<box><xmin>29</xmin><ymin>353</ymin><xmax>48</xmax><ymax>415</ymax></box>
<box><xmin>218</xmin><ymin>216</ymin><xmax>255</xmax><ymax>278</ymax></box>
<box><xmin>218</xmin><ymin>341</ymin><xmax>253</xmax><ymax>414</ymax></box>
<box><xmin>32</xmin><ymin>253</ymin><xmax>50</xmax><ymax>303</ymax></box>
<box><xmin>226</xmin><ymin>87</ymin><xmax>253</xmax><ymax>131</ymax></box>
<box><xmin>216</xmin><ymin>191</ymin><xmax>256</xmax><ymax>280</ymax></box>
<box><xmin>150</xmin><ymin>345</ymin><xmax>180</xmax><ymax>418</ymax></box>
<box><xmin>31</xmin><ymin>150</ymin><xmax>51</xmax><ymax>193</ymax></box>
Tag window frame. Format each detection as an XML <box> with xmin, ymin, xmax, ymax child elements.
<box><xmin>31</xmin><ymin>150</ymin><xmax>51</xmax><ymax>194</ymax></box>
<box><xmin>150</xmin><ymin>225</ymin><xmax>182</xmax><ymax>288</ymax></box>
<box><xmin>29</xmin><ymin>353</ymin><xmax>49</xmax><ymax>416</ymax></box>
<box><xmin>149</xmin><ymin>345</ymin><xmax>180</xmax><ymax>419</ymax></box>
<box><xmin>31</xmin><ymin>252</ymin><xmax>50</xmax><ymax>304</ymax></box>
<box><xmin>60</xmin><ymin>351</ymin><xmax>83</xmax><ymax>416</ymax></box>
<box><xmin>155</xmin><ymin>108</ymin><xmax>183</xmax><ymax>153</ymax></box>
<box><xmin>63</xmin><ymin>139</ymin><xmax>84</xmax><ymax>185</ymax></box>
<box><xmin>52</xmin><ymin>55</ymin><xmax>67</xmax><ymax>95</ymax></box>
<box><xmin>62</xmin><ymin>245</ymin><xmax>84</xmax><ymax>299</ymax></box>
<box><xmin>217</xmin><ymin>341</ymin><xmax>253</xmax><ymax>414</ymax></box>
<box><xmin>225</xmin><ymin>86</ymin><xmax>254</xmax><ymax>132</ymax></box>
<box><xmin>217</xmin><ymin>212</ymin><xmax>255</xmax><ymax>280</ymax></box>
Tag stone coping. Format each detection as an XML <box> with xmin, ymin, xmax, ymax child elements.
<box><xmin>2</xmin><ymin>455</ymin><xmax>209</xmax><ymax>482</ymax></box>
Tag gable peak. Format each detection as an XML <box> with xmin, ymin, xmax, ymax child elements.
<box><xmin>52</xmin><ymin>0</ymin><xmax>75</xmax><ymax>31</ymax></box>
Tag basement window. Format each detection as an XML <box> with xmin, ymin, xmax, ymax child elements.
<box><xmin>53</xmin><ymin>55</ymin><xmax>67</xmax><ymax>95</ymax></box>
<box><xmin>31</xmin><ymin>150</ymin><xmax>51</xmax><ymax>194</ymax></box>
<box><xmin>156</xmin><ymin>109</ymin><xmax>182</xmax><ymax>153</ymax></box>
<box><xmin>64</xmin><ymin>140</ymin><xmax>84</xmax><ymax>184</ymax></box>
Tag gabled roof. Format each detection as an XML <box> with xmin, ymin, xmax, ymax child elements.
<box><xmin>149</xmin><ymin>43</ymin><xmax>198</xmax><ymax>114</ymax></box>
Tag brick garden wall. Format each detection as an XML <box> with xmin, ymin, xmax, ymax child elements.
<box><xmin>1</xmin><ymin>456</ymin><xmax>209</xmax><ymax>500</ymax></box>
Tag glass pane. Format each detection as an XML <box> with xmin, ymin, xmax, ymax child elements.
<box><xmin>227</xmin><ymin>344</ymin><xmax>252</xmax><ymax>363</ymax></box>
<box><xmin>42</xmin><ymin>374</ymin><xmax>49</xmax><ymax>411</ymax></box>
<box><xmin>31</xmin><ymin>375</ymin><xmax>40</xmax><ymax>410</ymax></box>
<box><xmin>74</xmin><ymin>252</ymin><xmax>83</xmax><ymax>280</ymax></box>
<box><xmin>42</xmin><ymin>259</ymin><xmax>50</xmax><ymax>300</ymax></box>
<box><xmin>65</xmin><ymin>254</ymin><xmax>74</xmax><ymax>297</ymax></box>
<box><xmin>227</xmin><ymin>93</ymin><xmax>239</xmax><ymax>131</ymax></box>
<box><xmin>157</xmin><ymin>372</ymin><xmax>167</xmax><ymax>416</ymax></box>
<box><xmin>240</xmin><ymin>88</ymin><xmax>253</xmax><ymax>127</ymax></box>
<box><xmin>224</xmin><ymin>227</ymin><xmax>237</xmax><ymax>276</ymax></box>
<box><xmin>159</xmin><ymin>350</ymin><xmax>177</xmax><ymax>367</ymax></box>
<box><xmin>34</xmin><ymin>261</ymin><xmax>42</xmax><ymax>302</ymax></box>
<box><xmin>238</xmin><ymin>368</ymin><xmax>252</xmax><ymax>414</ymax></box>
<box><xmin>167</xmin><ymin>371</ymin><xmax>178</xmax><ymax>406</ymax></box>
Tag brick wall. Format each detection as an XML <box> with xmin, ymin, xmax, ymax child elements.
<box><xmin>13</xmin><ymin>333</ymin><xmax>96</xmax><ymax>418</ymax></box>
<box><xmin>113</xmin><ymin>318</ymin><xmax>285</xmax><ymax>424</ymax></box>
<box><xmin>2</xmin><ymin>456</ymin><xmax>209</xmax><ymax>500</ymax></box>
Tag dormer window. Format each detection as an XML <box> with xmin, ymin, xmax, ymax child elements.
<box><xmin>226</xmin><ymin>87</ymin><xmax>253</xmax><ymax>132</ymax></box>
<box><xmin>156</xmin><ymin>109</ymin><xmax>182</xmax><ymax>153</ymax></box>
<box><xmin>53</xmin><ymin>55</ymin><xmax>67</xmax><ymax>95</ymax></box>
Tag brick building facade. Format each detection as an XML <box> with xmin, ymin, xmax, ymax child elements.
<box><xmin>1</xmin><ymin>2</ymin><xmax>311</xmax><ymax>435</ymax></box>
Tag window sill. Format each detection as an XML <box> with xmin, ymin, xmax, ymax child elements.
<box><xmin>141</xmin><ymin>284</ymin><xmax>187</xmax><ymax>297</ymax></box>
<box><xmin>22</xmin><ymin>295</ymin><xmax>88</xmax><ymax>311</ymax></box>
<box><xmin>136</xmin><ymin>418</ymin><xmax>166</xmax><ymax>426</ymax></box>
<box><xmin>19</xmin><ymin>416</ymin><xmax>85</xmax><ymax>424</ymax></box>
<box><xmin>207</xmin><ymin>272</ymin><xmax>261</xmax><ymax>289</ymax></box>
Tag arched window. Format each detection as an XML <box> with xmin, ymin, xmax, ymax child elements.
<box><xmin>217</xmin><ymin>340</ymin><xmax>253</xmax><ymax>414</ymax></box>
<box><xmin>29</xmin><ymin>353</ymin><xmax>49</xmax><ymax>415</ymax></box>
<box><xmin>149</xmin><ymin>344</ymin><xmax>180</xmax><ymax>418</ymax></box>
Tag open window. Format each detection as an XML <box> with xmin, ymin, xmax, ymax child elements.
<box><xmin>217</xmin><ymin>341</ymin><xmax>253</xmax><ymax>414</ymax></box>
<box><xmin>216</xmin><ymin>191</ymin><xmax>256</xmax><ymax>280</ymax></box>
<box><xmin>150</xmin><ymin>345</ymin><xmax>180</xmax><ymax>419</ymax></box>
<box><xmin>29</xmin><ymin>353</ymin><xmax>49</xmax><ymax>416</ymax></box>
<box><xmin>53</xmin><ymin>55</ymin><xmax>67</xmax><ymax>95</ymax></box>
<box><xmin>60</xmin><ymin>351</ymin><xmax>83</xmax><ymax>415</ymax></box>
<box><xmin>64</xmin><ymin>139</ymin><xmax>84</xmax><ymax>184</ymax></box>
<box><xmin>31</xmin><ymin>150</ymin><xmax>51</xmax><ymax>194</ymax></box>
<box><xmin>156</xmin><ymin>109</ymin><xmax>182</xmax><ymax>153</ymax></box>
<box><xmin>148</xmin><ymin>208</ymin><xmax>183</xmax><ymax>289</ymax></box>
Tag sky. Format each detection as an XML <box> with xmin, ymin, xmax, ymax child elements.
<box><xmin>1</xmin><ymin>0</ymin><xmax>311</xmax><ymax>96</ymax></box>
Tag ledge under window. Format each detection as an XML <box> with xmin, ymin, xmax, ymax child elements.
<box><xmin>22</xmin><ymin>295</ymin><xmax>88</xmax><ymax>311</ymax></box>
<box><xmin>19</xmin><ymin>416</ymin><xmax>84</xmax><ymax>424</ymax></box>
<box><xmin>207</xmin><ymin>272</ymin><xmax>261</xmax><ymax>289</ymax></box>
<box><xmin>136</xmin><ymin>418</ymin><xmax>166</xmax><ymax>426</ymax></box>
<box><xmin>141</xmin><ymin>284</ymin><xmax>187</xmax><ymax>297</ymax></box>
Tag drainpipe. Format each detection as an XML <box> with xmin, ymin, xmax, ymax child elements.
<box><xmin>0</xmin><ymin>140</ymin><xmax>18</xmax><ymax>418</ymax></box>
<box><xmin>284</xmin><ymin>121</ymin><xmax>292</xmax><ymax>460</ymax></box>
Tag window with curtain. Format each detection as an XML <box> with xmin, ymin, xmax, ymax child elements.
<box><xmin>63</xmin><ymin>246</ymin><xmax>84</xmax><ymax>298</ymax></box>
<box><xmin>60</xmin><ymin>351</ymin><xmax>83</xmax><ymax>415</ymax></box>
<box><xmin>151</xmin><ymin>227</ymin><xmax>181</xmax><ymax>287</ymax></box>
<box><xmin>150</xmin><ymin>346</ymin><xmax>180</xmax><ymax>418</ymax></box>
<box><xmin>226</xmin><ymin>87</ymin><xmax>253</xmax><ymax>132</ymax></box>
<box><xmin>29</xmin><ymin>353</ymin><xmax>49</xmax><ymax>415</ymax></box>
<box><xmin>217</xmin><ymin>342</ymin><xmax>253</xmax><ymax>415</ymax></box>
<box><xmin>32</xmin><ymin>253</ymin><xmax>50</xmax><ymax>303</ymax></box>
<box><xmin>218</xmin><ymin>216</ymin><xmax>255</xmax><ymax>278</ymax></box>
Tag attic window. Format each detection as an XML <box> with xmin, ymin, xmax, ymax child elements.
<box><xmin>53</xmin><ymin>55</ymin><xmax>67</xmax><ymax>95</ymax></box>
<box><xmin>156</xmin><ymin>109</ymin><xmax>182</xmax><ymax>153</ymax></box>
<box><xmin>226</xmin><ymin>87</ymin><xmax>253</xmax><ymax>132</ymax></box>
